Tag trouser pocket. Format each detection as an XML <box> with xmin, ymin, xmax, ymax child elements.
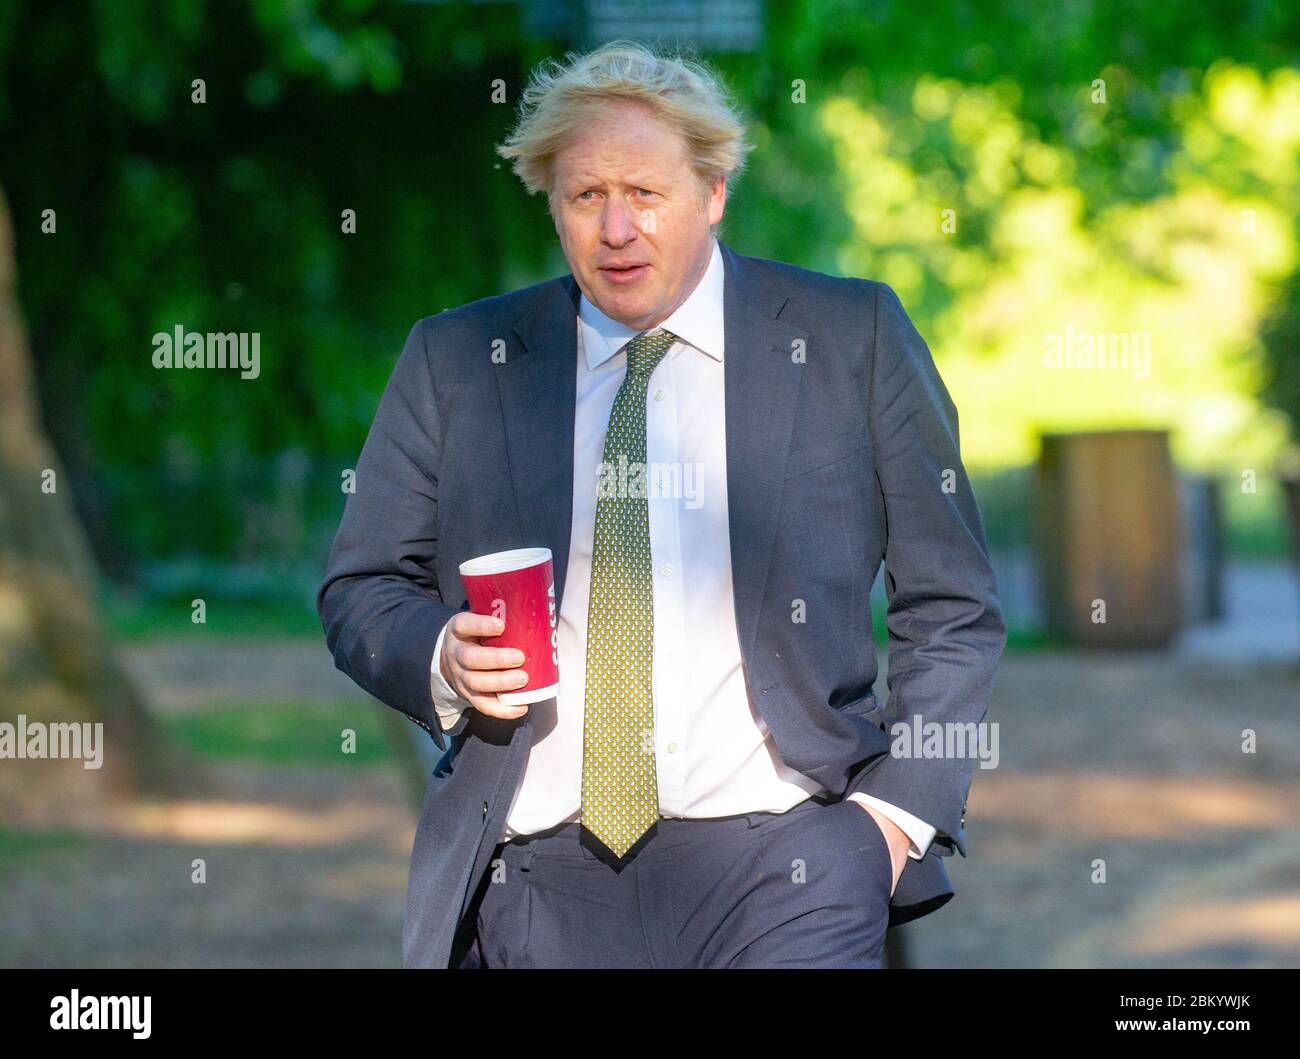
<box><xmin>476</xmin><ymin>842</ymin><xmax>533</xmax><ymax>968</ymax></box>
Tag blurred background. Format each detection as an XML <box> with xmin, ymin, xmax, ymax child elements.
<box><xmin>0</xmin><ymin>0</ymin><xmax>1297</xmax><ymax>967</ymax></box>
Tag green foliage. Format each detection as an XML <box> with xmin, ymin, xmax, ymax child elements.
<box><xmin>2</xmin><ymin>0</ymin><xmax>560</xmax><ymax>573</ymax></box>
<box><xmin>1</xmin><ymin>0</ymin><xmax>1298</xmax><ymax>578</ymax></box>
<box><xmin>819</xmin><ymin>63</ymin><xmax>1300</xmax><ymax>471</ymax></box>
<box><xmin>1259</xmin><ymin>267</ymin><xmax>1300</xmax><ymax>452</ymax></box>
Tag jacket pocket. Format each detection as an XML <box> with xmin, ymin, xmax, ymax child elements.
<box><xmin>783</xmin><ymin>426</ymin><xmax>869</xmax><ymax>481</ymax></box>
<box><xmin>835</xmin><ymin>690</ymin><xmax>886</xmax><ymax>731</ymax></box>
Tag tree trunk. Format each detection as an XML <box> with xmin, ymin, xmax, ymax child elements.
<box><xmin>0</xmin><ymin>184</ymin><xmax>176</xmax><ymax>811</ymax></box>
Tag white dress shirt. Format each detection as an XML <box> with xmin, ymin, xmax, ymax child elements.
<box><xmin>429</xmin><ymin>238</ymin><xmax>936</xmax><ymax>860</ymax></box>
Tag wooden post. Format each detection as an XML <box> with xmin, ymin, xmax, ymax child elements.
<box><xmin>1181</xmin><ymin>473</ymin><xmax>1225</xmax><ymax>623</ymax></box>
<box><xmin>1282</xmin><ymin>475</ymin><xmax>1300</xmax><ymax>652</ymax></box>
<box><xmin>1033</xmin><ymin>430</ymin><xmax>1182</xmax><ymax>647</ymax></box>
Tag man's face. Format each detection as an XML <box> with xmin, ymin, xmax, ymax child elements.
<box><xmin>551</xmin><ymin>101</ymin><xmax>726</xmax><ymax>332</ymax></box>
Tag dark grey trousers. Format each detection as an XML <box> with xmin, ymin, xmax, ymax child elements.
<box><xmin>465</xmin><ymin>794</ymin><xmax>894</xmax><ymax>968</ymax></box>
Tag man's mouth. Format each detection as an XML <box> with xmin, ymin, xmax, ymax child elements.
<box><xmin>599</xmin><ymin>263</ymin><xmax>650</xmax><ymax>284</ymax></box>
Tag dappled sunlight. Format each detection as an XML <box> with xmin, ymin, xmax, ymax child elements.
<box><xmin>819</xmin><ymin>63</ymin><xmax>1300</xmax><ymax>472</ymax></box>
<box><xmin>972</xmin><ymin>772</ymin><xmax>1298</xmax><ymax>839</ymax></box>
<box><xmin>305</xmin><ymin>861</ymin><xmax>412</xmax><ymax>902</ymax></box>
<box><xmin>104</xmin><ymin>798</ymin><xmax>415</xmax><ymax>852</ymax></box>
<box><xmin>1123</xmin><ymin>894</ymin><xmax>1300</xmax><ymax>955</ymax></box>
<box><xmin>4</xmin><ymin>782</ymin><xmax>416</xmax><ymax>856</ymax></box>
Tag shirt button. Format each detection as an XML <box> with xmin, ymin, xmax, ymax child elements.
<box><xmin>660</xmin><ymin>564</ymin><xmax>672</xmax><ymax>576</ymax></box>
<box><xmin>654</xmin><ymin>388</ymin><xmax>666</xmax><ymax>401</ymax></box>
<box><xmin>667</xmin><ymin>742</ymin><xmax>678</xmax><ymax>754</ymax></box>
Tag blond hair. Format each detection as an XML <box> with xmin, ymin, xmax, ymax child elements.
<box><xmin>496</xmin><ymin>40</ymin><xmax>753</xmax><ymax>211</ymax></box>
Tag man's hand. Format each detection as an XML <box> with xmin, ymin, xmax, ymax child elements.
<box><xmin>855</xmin><ymin>801</ymin><xmax>910</xmax><ymax>898</ymax></box>
<box><xmin>439</xmin><ymin>612</ymin><xmax>532</xmax><ymax>720</ymax></box>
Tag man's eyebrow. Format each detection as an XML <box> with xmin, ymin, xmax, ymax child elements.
<box><xmin>558</xmin><ymin>173</ymin><xmax>666</xmax><ymax>195</ymax></box>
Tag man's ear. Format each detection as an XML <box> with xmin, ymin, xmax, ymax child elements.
<box><xmin>707</xmin><ymin>175</ymin><xmax>727</xmax><ymax>226</ymax></box>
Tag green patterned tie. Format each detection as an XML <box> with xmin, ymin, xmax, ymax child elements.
<box><xmin>581</xmin><ymin>327</ymin><xmax>678</xmax><ymax>857</ymax></box>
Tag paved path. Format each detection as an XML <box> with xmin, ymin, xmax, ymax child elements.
<box><xmin>903</xmin><ymin>651</ymin><xmax>1300</xmax><ymax>968</ymax></box>
<box><xmin>2</xmin><ymin>640</ymin><xmax>1296</xmax><ymax>967</ymax></box>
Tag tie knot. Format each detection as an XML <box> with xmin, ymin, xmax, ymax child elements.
<box><xmin>622</xmin><ymin>328</ymin><xmax>678</xmax><ymax>379</ymax></box>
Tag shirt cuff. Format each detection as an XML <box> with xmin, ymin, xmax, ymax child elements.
<box><xmin>846</xmin><ymin>793</ymin><xmax>937</xmax><ymax>860</ymax></box>
<box><xmin>429</xmin><ymin>620</ymin><xmax>470</xmax><ymax>731</ymax></box>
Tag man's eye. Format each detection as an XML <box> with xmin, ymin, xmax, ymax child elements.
<box><xmin>577</xmin><ymin>191</ymin><xmax>596</xmax><ymax>201</ymax></box>
<box><xmin>636</xmin><ymin>188</ymin><xmax>655</xmax><ymax>197</ymax></box>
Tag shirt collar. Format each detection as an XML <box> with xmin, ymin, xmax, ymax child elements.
<box><xmin>578</xmin><ymin>238</ymin><xmax>724</xmax><ymax>371</ymax></box>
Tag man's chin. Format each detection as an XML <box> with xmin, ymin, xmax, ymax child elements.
<box><xmin>590</xmin><ymin>292</ymin><xmax>657</xmax><ymax>329</ymax></box>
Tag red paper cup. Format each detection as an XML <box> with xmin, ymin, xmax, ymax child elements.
<box><xmin>458</xmin><ymin>547</ymin><xmax>559</xmax><ymax>705</ymax></box>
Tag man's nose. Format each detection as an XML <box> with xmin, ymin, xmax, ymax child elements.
<box><xmin>600</xmin><ymin>199</ymin><xmax>639</xmax><ymax>246</ymax></box>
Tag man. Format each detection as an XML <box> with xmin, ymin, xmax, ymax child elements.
<box><xmin>318</xmin><ymin>41</ymin><xmax>1005</xmax><ymax>969</ymax></box>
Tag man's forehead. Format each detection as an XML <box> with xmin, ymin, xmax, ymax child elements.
<box><xmin>556</xmin><ymin>159</ymin><xmax>682</xmax><ymax>186</ymax></box>
<box><xmin>554</xmin><ymin>136</ymin><xmax>688</xmax><ymax>183</ymax></box>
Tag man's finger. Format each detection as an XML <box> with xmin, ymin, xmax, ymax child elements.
<box><xmin>465</xmin><ymin>691</ymin><xmax>529</xmax><ymax>720</ymax></box>
<box><xmin>462</xmin><ymin>668</ymin><xmax>531</xmax><ymax>695</ymax></box>
<box><xmin>457</xmin><ymin>643</ymin><xmax>526</xmax><ymax>671</ymax></box>
<box><xmin>452</xmin><ymin>611</ymin><xmax>506</xmax><ymax>639</ymax></box>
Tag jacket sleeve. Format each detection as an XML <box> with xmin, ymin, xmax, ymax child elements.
<box><xmin>317</xmin><ymin>316</ymin><xmax>472</xmax><ymax>754</ymax></box>
<box><xmin>845</xmin><ymin>282</ymin><xmax>1007</xmax><ymax>857</ymax></box>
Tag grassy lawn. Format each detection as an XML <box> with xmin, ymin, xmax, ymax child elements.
<box><xmin>0</xmin><ymin>828</ymin><xmax>86</xmax><ymax>875</ymax></box>
<box><xmin>107</xmin><ymin>590</ymin><xmax>1056</xmax><ymax>652</ymax></box>
<box><xmin>161</xmin><ymin>699</ymin><xmax>394</xmax><ymax>767</ymax></box>
<box><xmin>103</xmin><ymin>593</ymin><xmax>322</xmax><ymax>641</ymax></box>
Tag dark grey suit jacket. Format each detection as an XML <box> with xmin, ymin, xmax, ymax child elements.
<box><xmin>317</xmin><ymin>240</ymin><xmax>1006</xmax><ymax>968</ymax></box>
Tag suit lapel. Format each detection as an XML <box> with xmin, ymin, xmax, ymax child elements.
<box><xmin>719</xmin><ymin>241</ymin><xmax>805</xmax><ymax>665</ymax></box>
<box><xmin>499</xmin><ymin>274</ymin><xmax>581</xmax><ymax>611</ymax></box>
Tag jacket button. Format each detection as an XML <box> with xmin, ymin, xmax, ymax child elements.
<box><xmin>482</xmin><ymin>801</ymin><xmax>489</xmax><ymax>820</ymax></box>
